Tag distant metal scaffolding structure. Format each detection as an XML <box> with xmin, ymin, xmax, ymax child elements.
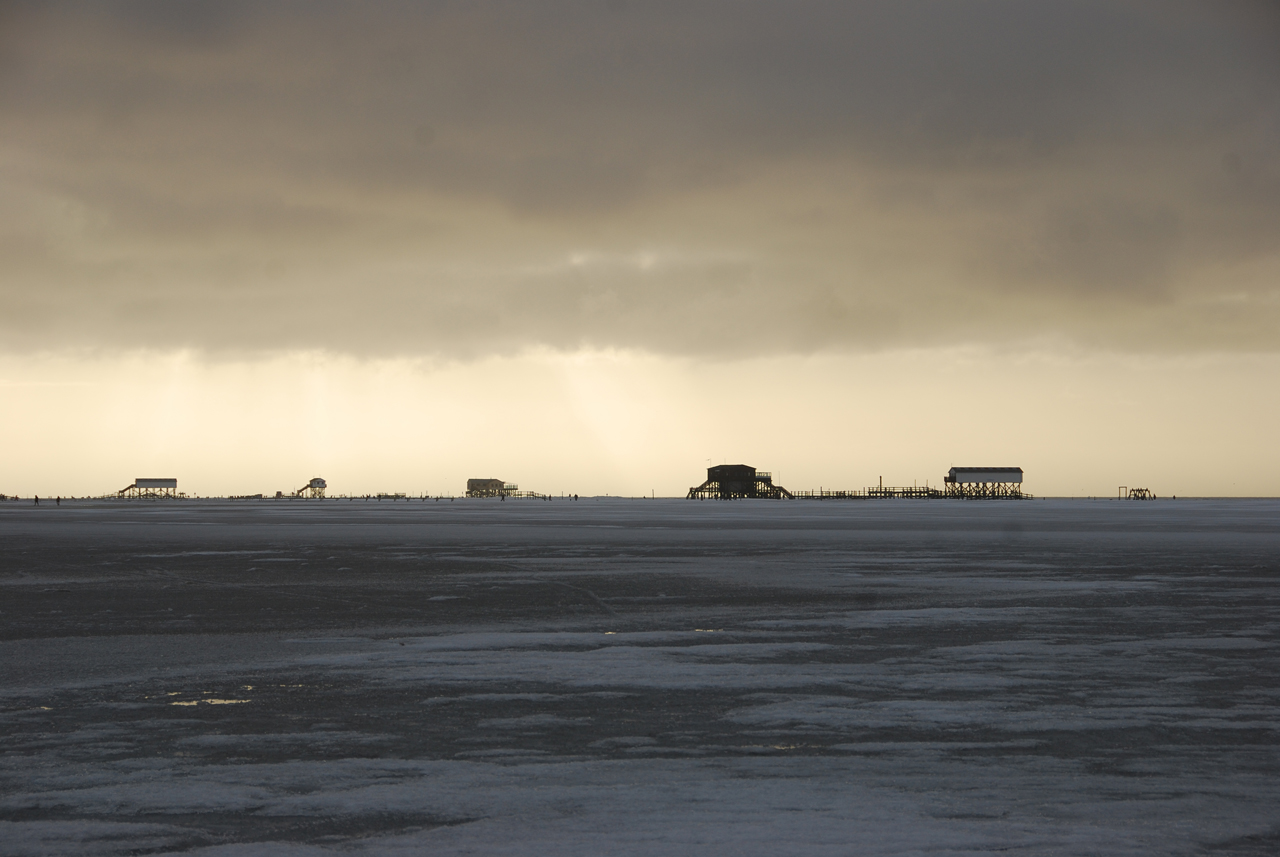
<box><xmin>1120</xmin><ymin>486</ymin><xmax>1156</xmax><ymax>500</ymax></box>
<box><xmin>295</xmin><ymin>477</ymin><xmax>326</xmax><ymax>499</ymax></box>
<box><xmin>118</xmin><ymin>478</ymin><xmax>178</xmax><ymax>499</ymax></box>
<box><xmin>688</xmin><ymin>465</ymin><xmax>794</xmax><ymax>500</ymax></box>
<box><xmin>943</xmin><ymin>467</ymin><xmax>1026</xmax><ymax>499</ymax></box>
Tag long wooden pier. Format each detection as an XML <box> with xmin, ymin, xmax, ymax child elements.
<box><xmin>792</xmin><ymin>486</ymin><xmax>946</xmax><ymax>500</ymax></box>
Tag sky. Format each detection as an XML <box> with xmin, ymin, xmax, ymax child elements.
<box><xmin>1</xmin><ymin>1</ymin><xmax>1278</xmax><ymax>497</ymax></box>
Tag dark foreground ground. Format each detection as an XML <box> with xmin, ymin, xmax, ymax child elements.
<box><xmin>0</xmin><ymin>499</ymin><xmax>1277</xmax><ymax>855</ymax></box>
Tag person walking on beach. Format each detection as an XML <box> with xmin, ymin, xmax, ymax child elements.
<box><xmin>34</xmin><ymin>495</ymin><xmax>39</xmax><ymax>505</ymax></box>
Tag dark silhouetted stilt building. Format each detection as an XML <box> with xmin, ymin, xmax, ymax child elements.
<box><xmin>943</xmin><ymin>467</ymin><xmax>1024</xmax><ymax>499</ymax></box>
<box><xmin>466</xmin><ymin>478</ymin><xmax>549</xmax><ymax>499</ymax></box>
<box><xmin>466</xmin><ymin>478</ymin><xmax>515</xmax><ymax>498</ymax></box>
<box><xmin>118</xmin><ymin>478</ymin><xmax>178</xmax><ymax>499</ymax></box>
<box><xmin>687</xmin><ymin>465</ymin><xmax>794</xmax><ymax>499</ymax></box>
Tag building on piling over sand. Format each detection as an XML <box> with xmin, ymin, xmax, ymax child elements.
<box><xmin>295</xmin><ymin>477</ymin><xmax>326</xmax><ymax>499</ymax></box>
<box><xmin>466</xmin><ymin>478</ymin><xmax>550</xmax><ymax>500</ymax></box>
<box><xmin>118</xmin><ymin>478</ymin><xmax>179</xmax><ymax>499</ymax></box>
<box><xmin>688</xmin><ymin>465</ymin><xmax>794</xmax><ymax>500</ymax></box>
<box><xmin>943</xmin><ymin>467</ymin><xmax>1025</xmax><ymax>499</ymax></box>
<box><xmin>466</xmin><ymin>478</ymin><xmax>515</xmax><ymax>498</ymax></box>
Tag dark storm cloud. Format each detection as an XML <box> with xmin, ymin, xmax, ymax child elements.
<box><xmin>0</xmin><ymin>1</ymin><xmax>1277</xmax><ymax>355</ymax></box>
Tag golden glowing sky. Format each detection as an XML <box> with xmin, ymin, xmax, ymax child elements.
<box><xmin>1</xmin><ymin>2</ymin><xmax>1278</xmax><ymax>497</ymax></box>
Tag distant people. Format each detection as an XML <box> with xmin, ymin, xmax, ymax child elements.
<box><xmin>56</xmin><ymin>497</ymin><xmax>60</xmax><ymax>506</ymax></box>
<box><xmin>34</xmin><ymin>495</ymin><xmax>39</xmax><ymax>505</ymax></box>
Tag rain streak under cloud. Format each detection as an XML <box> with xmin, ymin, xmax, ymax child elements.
<box><xmin>1</xmin><ymin>0</ymin><xmax>1278</xmax><ymax>358</ymax></box>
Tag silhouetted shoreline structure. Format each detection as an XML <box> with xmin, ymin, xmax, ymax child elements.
<box><xmin>296</xmin><ymin>477</ymin><xmax>326</xmax><ymax>499</ymax></box>
<box><xmin>943</xmin><ymin>467</ymin><xmax>1025</xmax><ymax>499</ymax></box>
<box><xmin>466</xmin><ymin>478</ymin><xmax>512</xmax><ymax>498</ymax></box>
<box><xmin>1120</xmin><ymin>487</ymin><xmax>1156</xmax><ymax>500</ymax></box>
<box><xmin>466</xmin><ymin>478</ymin><xmax>549</xmax><ymax>500</ymax></box>
<box><xmin>687</xmin><ymin>465</ymin><xmax>794</xmax><ymax>500</ymax></box>
<box><xmin>118</xmin><ymin>478</ymin><xmax>179</xmax><ymax>499</ymax></box>
<box><xmin>689</xmin><ymin>465</ymin><xmax>1028</xmax><ymax>500</ymax></box>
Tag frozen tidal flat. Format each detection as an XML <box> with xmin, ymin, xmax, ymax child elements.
<box><xmin>1</xmin><ymin>499</ymin><xmax>1277</xmax><ymax>856</ymax></box>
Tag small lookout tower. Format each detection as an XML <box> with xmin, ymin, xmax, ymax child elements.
<box><xmin>296</xmin><ymin>477</ymin><xmax>326</xmax><ymax>499</ymax></box>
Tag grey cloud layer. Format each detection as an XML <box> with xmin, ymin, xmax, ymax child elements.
<box><xmin>1</xmin><ymin>1</ymin><xmax>1277</xmax><ymax>355</ymax></box>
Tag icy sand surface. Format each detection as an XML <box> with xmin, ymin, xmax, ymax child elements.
<box><xmin>0</xmin><ymin>499</ymin><xmax>1277</xmax><ymax>855</ymax></box>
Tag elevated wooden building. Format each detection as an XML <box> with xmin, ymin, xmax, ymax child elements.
<box><xmin>687</xmin><ymin>465</ymin><xmax>794</xmax><ymax>500</ymax></box>
<box><xmin>118</xmin><ymin>478</ymin><xmax>179</xmax><ymax>499</ymax></box>
<box><xmin>943</xmin><ymin>467</ymin><xmax>1025</xmax><ymax>499</ymax></box>
<box><xmin>466</xmin><ymin>478</ymin><xmax>515</xmax><ymax>498</ymax></box>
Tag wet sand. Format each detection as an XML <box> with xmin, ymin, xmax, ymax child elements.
<box><xmin>1</xmin><ymin>499</ymin><xmax>1277</xmax><ymax>855</ymax></box>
